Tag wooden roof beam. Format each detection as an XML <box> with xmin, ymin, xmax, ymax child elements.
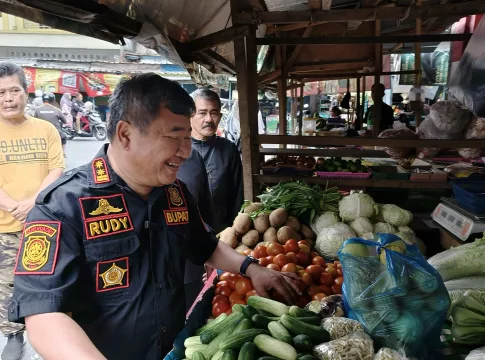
<box><xmin>282</xmin><ymin>27</ymin><xmax>314</xmax><ymax>76</ymax></box>
<box><xmin>258</xmin><ymin>70</ymin><xmax>282</xmax><ymax>85</ymax></box>
<box><xmin>291</xmin><ymin>59</ymin><xmax>373</xmax><ymax>73</ymax></box>
<box><xmin>289</xmin><ymin>69</ymin><xmax>418</xmax><ymax>81</ymax></box>
<box><xmin>234</xmin><ymin>0</ymin><xmax>485</xmax><ymax>24</ymax></box>
<box><xmin>256</xmin><ymin>33</ymin><xmax>472</xmax><ymax>45</ymax></box>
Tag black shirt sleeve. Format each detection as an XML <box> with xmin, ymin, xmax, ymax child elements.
<box><xmin>197</xmin><ymin>158</ymin><xmax>215</xmax><ymax>230</ymax></box>
<box><xmin>9</xmin><ymin>205</ymin><xmax>83</xmax><ymax>323</ymax></box>
<box><xmin>226</xmin><ymin>144</ymin><xmax>243</xmax><ymax>227</ymax></box>
<box><xmin>382</xmin><ymin>104</ymin><xmax>395</xmax><ymax>131</ymax></box>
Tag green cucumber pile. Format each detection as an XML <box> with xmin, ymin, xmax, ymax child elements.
<box><xmin>184</xmin><ymin>297</ymin><xmax>330</xmax><ymax>360</ymax></box>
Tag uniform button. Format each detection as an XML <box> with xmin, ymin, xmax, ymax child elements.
<box><xmin>10</xmin><ymin>308</ymin><xmax>14</xmax><ymax>313</ymax></box>
<box><xmin>161</xmin><ymin>326</ymin><xmax>167</xmax><ymax>332</ymax></box>
<box><xmin>65</xmin><ymin>171</ymin><xmax>72</xmax><ymax>176</ymax></box>
<box><xmin>157</xmin><ymin>283</ymin><xmax>163</xmax><ymax>289</ymax></box>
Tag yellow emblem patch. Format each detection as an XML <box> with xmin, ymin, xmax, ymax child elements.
<box><xmin>91</xmin><ymin>157</ymin><xmax>110</xmax><ymax>184</ymax></box>
<box><xmin>96</xmin><ymin>257</ymin><xmax>129</xmax><ymax>292</ymax></box>
<box><xmin>22</xmin><ymin>236</ymin><xmax>50</xmax><ymax>271</ymax></box>
<box><xmin>89</xmin><ymin>198</ymin><xmax>123</xmax><ymax>216</ymax></box>
<box><xmin>168</xmin><ymin>186</ymin><xmax>184</xmax><ymax>207</ymax></box>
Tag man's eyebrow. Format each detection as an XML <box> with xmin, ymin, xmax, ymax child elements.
<box><xmin>170</xmin><ymin>126</ymin><xmax>191</xmax><ymax>132</ymax></box>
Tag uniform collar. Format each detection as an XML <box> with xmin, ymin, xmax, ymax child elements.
<box><xmin>87</xmin><ymin>144</ymin><xmax>122</xmax><ymax>188</ymax></box>
<box><xmin>191</xmin><ymin>135</ymin><xmax>216</xmax><ymax>147</ymax></box>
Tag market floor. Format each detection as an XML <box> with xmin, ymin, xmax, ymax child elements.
<box><xmin>0</xmin><ymin>333</ymin><xmax>41</xmax><ymax>360</ymax></box>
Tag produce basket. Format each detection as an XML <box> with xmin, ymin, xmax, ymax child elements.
<box><xmin>368</xmin><ymin>165</ymin><xmax>410</xmax><ymax>180</ymax></box>
<box><xmin>451</xmin><ymin>181</ymin><xmax>485</xmax><ymax>214</ymax></box>
<box><xmin>315</xmin><ymin>170</ymin><xmax>371</xmax><ymax>179</ymax></box>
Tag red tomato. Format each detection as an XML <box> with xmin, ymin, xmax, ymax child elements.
<box><xmin>332</xmin><ymin>283</ymin><xmax>342</xmax><ymax>295</ymax></box>
<box><xmin>285</xmin><ymin>252</ymin><xmax>298</xmax><ymax>264</ymax></box>
<box><xmin>284</xmin><ymin>239</ymin><xmax>299</xmax><ymax>253</ymax></box>
<box><xmin>312</xmin><ymin>256</ymin><xmax>326</xmax><ymax>267</ymax></box>
<box><xmin>298</xmin><ymin>240</ymin><xmax>310</xmax><ymax>247</ymax></box>
<box><xmin>265</xmin><ymin>255</ymin><xmax>275</xmax><ymax>264</ymax></box>
<box><xmin>306</xmin><ymin>285</ymin><xmax>321</xmax><ymax>297</ymax></box>
<box><xmin>215</xmin><ymin>284</ymin><xmax>232</xmax><ymax>297</ymax></box>
<box><xmin>212</xmin><ymin>301</ymin><xmax>231</xmax><ymax>317</ymax></box>
<box><xmin>296</xmin><ymin>265</ymin><xmax>304</xmax><ymax>272</ymax></box>
<box><xmin>312</xmin><ymin>293</ymin><xmax>327</xmax><ymax>301</ymax></box>
<box><xmin>299</xmin><ymin>271</ymin><xmax>313</xmax><ymax>287</ymax></box>
<box><xmin>334</xmin><ymin>276</ymin><xmax>344</xmax><ymax>286</ymax></box>
<box><xmin>267</xmin><ymin>264</ymin><xmax>281</xmax><ymax>271</ymax></box>
<box><xmin>253</xmin><ymin>245</ymin><xmax>268</xmax><ymax>259</ymax></box>
<box><xmin>235</xmin><ymin>278</ymin><xmax>254</xmax><ymax>295</ymax></box>
<box><xmin>317</xmin><ymin>284</ymin><xmax>332</xmax><ymax>295</ymax></box>
<box><xmin>229</xmin><ymin>291</ymin><xmax>244</xmax><ymax>303</ymax></box>
<box><xmin>298</xmin><ymin>244</ymin><xmax>311</xmax><ymax>255</ymax></box>
<box><xmin>212</xmin><ymin>295</ymin><xmax>229</xmax><ymax>305</ymax></box>
<box><xmin>325</xmin><ymin>266</ymin><xmax>338</xmax><ymax>278</ymax></box>
<box><xmin>227</xmin><ymin>273</ymin><xmax>239</xmax><ymax>290</ymax></box>
<box><xmin>296</xmin><ymin>252</ymin><xmax>310</xmax><ymax>266</ymax></box>
<box><xmin>336</xmin><ymin>262</ymin><xmax>342</xmax><ymax>269</ymax></box>
<box><xmin>310</xmin><ymin>251</ymin><xmax>320</xmax><ymax>259</ymax></box>
<box><xmin>320</xmin><ymin>272</ymin><xmax>334</xmax><ymax>286</ymax></box>
<box><xmin>245</xmin><ymin>289</ymin><xmax>259</xmax><ymax>300</ymax></box>
<box><xmin>281</xmin><ymin>263</ymin><xmax>298</xmax><ymax>273</ymax></box>
<box><xmin>337</xmin><ymin>269</ymin><xmax>343</xmax><ymax>277</ymax></box>
<box><xmin>219</xmin><ymin>272</ymin><xmax>231</xmax><ymax>281</ymax></box>
<box><xmin>231</xmin><ymin>299</ymin><xmax>246</xmax><ymax>306</ymax></box>
<box><xmin>306</xmin><ymin>265</ymin><xmax>324</xmax><ymax>281</ymax></box>
<box><xmin>273</xmin><ymin>254</ymin><xmax>288</xmax><ymax>268</ymax></box>
<box><xmin>297</xmin><ymin>296</ymin><xmax>310</xmax><ymax>308</ymax></box>
<box><xmin>267</xmin><ymin>243</ymin><xmax>284</xmax><ymax>256</ymax></box>
<box><xmin>259</xmin><ymin>257</ymin><xmax>272</xmax><ymax>267</ymax></box>
<box><xmin>216</xmin><ymin>280</ymin><xmax>228</xmax><ymax>288</ymax></box>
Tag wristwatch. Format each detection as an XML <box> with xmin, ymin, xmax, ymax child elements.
<box><xmin>239</xmin><ymin>256</ymin><xmax>259</xmax><ymax>277</ymax></box>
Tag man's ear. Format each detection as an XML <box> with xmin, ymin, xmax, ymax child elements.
<box><xmin>116</xmin><ymin>120</ymin><xmax>131</xmax><ymax>150</ymax></box>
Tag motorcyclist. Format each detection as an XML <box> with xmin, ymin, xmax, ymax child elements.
<box><xmin>71</xmin><ymin>93</ymin><xmax>84</xmax><ymax>134</ymax></box>
<box><xmin>31</xmin><ymin>89</ymin><xmax>43</xmax><ymax>108</ymax></box>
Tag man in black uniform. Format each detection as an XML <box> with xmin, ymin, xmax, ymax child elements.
<box><xmin>34</xmin><ymin>93</ymin><xmax>68</xmax><ymax>156</ymax></box>
<box><xmin>9</xmin><ymin>74</ymin><xmax>300</xmax><ymax>360</ymax></box>
<box><xmin>190</xmin><ymin>89</ymin><xmax>243</xmax><ymax>233</ymax></box>
<box><xmin>363</xmin><ymin>83</ymin><xmax>395</xmax><ymax>132</ymax></box>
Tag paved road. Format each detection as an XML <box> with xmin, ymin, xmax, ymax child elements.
<box><xmin>0</xmin><ymin>138</ymin><xmax>106</xmax><ymax>360</ymax></box>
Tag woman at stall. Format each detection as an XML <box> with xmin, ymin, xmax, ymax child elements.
<box><xmin>60</xmin><ymin>92</ymin><xmax>73</xmax><ymax>128</ymax></box>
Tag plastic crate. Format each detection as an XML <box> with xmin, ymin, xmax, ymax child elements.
<box><xmin>451</xmin><ymin>181</ymin><xmax>485</xmax><ymax>214</ymax></box>
<box><xmin>368</xmin><ymin>165</ymin><xmax>410</xmax><ymax>180</ymax></box>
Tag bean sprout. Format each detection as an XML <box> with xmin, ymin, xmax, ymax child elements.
<box><xmin>322</xmin><ymin>317</ymin><xmax>364</xmax><ymax>340</ymax></box>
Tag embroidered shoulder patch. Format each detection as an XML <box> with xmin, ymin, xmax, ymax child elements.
<box><xmin>96</xmin><ymin>257</ymin><xmax>129</xmax><ymax>292</ymax></box>
<box><xmin>14</xmin><ymin>221</ymin><xmax>61</xmax><ymax>275</ymax></box>
<box><xmin>163</xmin><ymin>180</ymin><xmax>190</xmax><ymax>225</ymax></box>
<box><xmin>91</xmin><ymin>158</ymin><xmax>110</xmax><ymax>184</ymax></box>
<box><xmin>79</xmin><ymin>194</ymin><xmax>134</xmax><ymax>240</ymax></box>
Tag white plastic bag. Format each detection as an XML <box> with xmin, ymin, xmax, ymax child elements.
<box><xmin>465</xmin><ymin>346</ymin><xmax>485</xmax><ymax>360</ymax></box>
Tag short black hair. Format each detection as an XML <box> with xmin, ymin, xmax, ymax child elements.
<box><xmin>0</xmin><ymin>62</ymin><xmax>28</xmax><ymax>92</ymax></box>
<box><xmin>331</xmin><ymin>106</ymin><xmax>342</xmax><ymax>116</ymax></box>
<box><xmin>190</xmin><ymin>88</ymin><xmax>221</xmax><ymax>111</ymax></box>
<box><xmin>372</xmin><ymin>83</ymin><xmax>385</xmax><ymax>92</ymax></box>
<box><xmin>107</xmin><ymin>73</ymin><xmax>195</xmax><ymax>140</ymax></box>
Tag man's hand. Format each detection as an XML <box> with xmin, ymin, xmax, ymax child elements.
<box><xmin>246</xmin><ymin>264</ymin><xmax>302</xmax><ymax>305</ymax></box>
<box><xmin>10</xmin><ymin>198</ymin><xmax>35</xmax><ymax>223</ymax></box>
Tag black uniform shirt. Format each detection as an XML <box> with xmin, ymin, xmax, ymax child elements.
<box><xmin>9</xmin><ymin>144</ymin><xmax>219</xmax><ymax>360</ymax></box>
<box><xmin>191</xmin><ymin>136</ymin><xmax>243</xmax><ymax>232</ymax></box>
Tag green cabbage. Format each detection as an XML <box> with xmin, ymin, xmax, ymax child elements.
<box><xmin>350</xmin><ymin>217</ymin><xmax>374</xmax><ymax>236</ymax></box>
<box><xmin>310</xmin><ymin>211</ymin><xmax>340</xmax><ymax>235</ymax></box>
<box><xmin>339</xmin><ymin>193</ymin><xmax>377</xmax><ymax>222</ymax></box>
<box><xmin>381</xmin><ymin>204</ymin><xmax>413</xmax><ymax>226</ymax></box>
<box><xmin>374</xmin><ymin>222</ymin><xmax>397</xmax><ymax>234</ymax></box>
<box><xmin>315</xmin><ymin>223</ymin><xmax>356</xmax><ymax>259</ymax></box>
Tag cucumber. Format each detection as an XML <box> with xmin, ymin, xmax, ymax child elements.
<box><xmin>243</xmin><ymin>305</ymin><xmax>260</xmax><ymax>320</ymax></box>
<box><xmin>258</xmin><ymin>357</ymin><xmax>279</xmax><ymax>360</ymax></box>
<box><xmin>233</xmin><ymin>304</ymin><xmax>245</xmax><ymax>313</ymax></box>
<box><xmin>185</xmin><ymin>345</ymin><xmax>209</xmax><ymax>360</ymax></box>
<box><xmin>192</xmin><ymin>351</ymin><xmax>206</xmax><ymax>360</ymax></box>
<box><xmin>222</xmin><ymin>349</ymin><xmax>238</xmax><ymax>360</ymax></box>
<box><xmin>220</xmin><ymin>329</ymin><xmax>268</xmax><ymax>351</ymax></box>
<box><xmin>268</xmin><ymin>322</ymin><xmax>293</xmax><ymax>344</ymax></box>
<box><xmin>248</xmin><ymin>296</ymin><xmax>290</xmax><ymax>317</ymax></box>
<box><xmin>280</xmin><ymin>315</ymin><xmax>329</xmax><ymax>344</ymax></box>
<box><xmin>254</xmin><ymin>334</ymin><xmax>298</xmax><ymax>360</ymax></box>
<box><xmin>238</xmin><ymin>342</ymin><xmax>257</xmax><ymax>360</ymax></box>
<box><xmin>295</xmin><ymin>317</ymin><xmax>321</xmax><ymax>326</ymax></box>
<box><xmin>234</xmin><ymin>319</ymin><xmax>253</xmax><ymax>333</ymax></box>
<box><xmin>184</xmin><ymin>336</ymin><xmax>202</xmax><ymax>348</ymax></box>
<box><xmin>196</xmin><ymin>313</ymin><xmax>228</xmax><ymax>335</ymax></box>
<box><xmin>201</xmin><ymin>313</ymin><xmax>244</xmax><ymax>344</ymax></box>
<box><xmin>204</xmin><ymin>319</ymin><xmax>242</xmax><ymax>358</ymax></box>
<box><xmin>297</xmin><ymin>355</ymin><xmax>315</xmax><ymax>360</ymax></box>
<box><xmin>288</xmin><ymin>306</ymin><xmax>315</xmax><ymax>318</ymax></box>
<box><xmin>213</xmin><ymin>351</ymin><xmax>224</xmax><ymax>360</ymax></box>
<box><xmin>293</xmin><ymin>335</ymin><xmax>313</xmax><ymax>354</ymax></box>
<box><xmin>252</xmin><ymin>315</ymin><xmax>274</xmax><ymax>329</ymax></box>
<box><xmin>257</xmin><ymin>309</ymin><xmax>274</xmax><ymax>317</ymax></box>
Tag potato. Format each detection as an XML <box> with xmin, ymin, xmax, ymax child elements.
<box><xmin>284</xmin><ymin>216</ymin><xmax>301</xmax><ymax>232</ymax></box>
<box><xmin>219</xmin><ymin>227</ymin><xmax>238</xmax><ymax>248</ymax></box>
<box><xmin>253</xmin><ymin>213</ymin><xmax>270</xmax><ymax>234</ymax></box>
<box><xmin>235</xmin><ymin>243</ymin><xmax>250</xmax><ymax>254</ymax></box>
<box><xmin>233</xmin><ymin>213</ymin><xmax>252</xmax><ymax>235</ymax></box>
<box><xmin>277</xmin><ymin>226</ymin><xmax>301</xmax><ymax>244</ymax></box>
<box><xmin>269</xmin><ymin>208</ymin><xmax>288</xmax><ymax>227</ymax></box>
<box><xmin>242</xmin><ymin>229</ymin><xmax>260</xmax><ymax>247</ymax></box>
<box><xmin>300</xmin><ymin>224</ymin><xmax>316</xmax><ymax>241</ymax></box>
<box><xmin>263</xmin><ymin>227</ymin><xmax>278</xmax><ymax>243</ymax></box>
<box><xmin>244</xmin><ymin>202</ymin><xmax>263</xmax><ymax>214</ymax></box>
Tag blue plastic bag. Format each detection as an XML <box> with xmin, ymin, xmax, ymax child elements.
<box><xmin>338</xmin><ymin>233</ymin><xmax>450</xmax><ymax>359</ymax></box>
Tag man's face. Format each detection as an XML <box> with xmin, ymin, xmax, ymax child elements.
<box><xmin>0</xmin><ymin>75</ymin><xmax>27</xmax><ymax>122</ymax></box>
<box><xmin>191</xmin><ymin>97</ymin><xmax>221</xmax><ymax>139</ymax></box>
<box><xmin>77</xmin><ymin>94</ymin><xmax>83</xmax><ymax>101</ymax></box>
<box><xmin>123</xmin><ymin>107</ymin><xmax>192</xmax><ymax>187</ymax></box>
<box><xmin>371</xmin><ymin>86</ymin><xmax>384</xmax><ymax>103</ymax></box>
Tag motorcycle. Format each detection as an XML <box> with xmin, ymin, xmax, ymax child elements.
<box><xmin>62</xmin><ymin>102</ymin><xmax>107</xmax><ymax>141</ymax></box>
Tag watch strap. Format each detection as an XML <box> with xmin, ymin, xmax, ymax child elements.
<box><xmin>240</xmin><ymin>256</ymin><xmax>258</xmax><ymax>277</ymax></box>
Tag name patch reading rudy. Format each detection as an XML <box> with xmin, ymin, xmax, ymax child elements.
<box><xmin>79</xmin><ymin>194</ymin><xmax>134</xmax><ymax>240</ymax></box>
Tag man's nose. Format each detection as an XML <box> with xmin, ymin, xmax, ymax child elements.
<box><xmin>177</xmin><ymin>138</ymin><xmax>192</xmax><ymax>159</ymax></box>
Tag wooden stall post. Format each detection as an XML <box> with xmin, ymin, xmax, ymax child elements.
<box><xmin>373</xmin><ymin>20</ymin><xmax>382</xmax><ymax>138</ymax></box>
<box><xmin>278</xmin><ymin>79</ymin><xmax>287</xmax><ymax>138</ymax></box>
<box><xmin>298</xmin><ymin>83</ymin><xmax>304</xmax><ymax>136</ymax></box>
<box><xmin>414</xmin><ymin>0</ymin><xmax>423</xmax><ymax>128</ymax></box>
<box><xmin>362</xmin><ymin>75</ymin><xmax>366</xmax><ymax>124</ymax></box>
<box><xmin>356</xmin><ymin>76</ymin><xmax>361</xmax><ymax>130</ymax></box>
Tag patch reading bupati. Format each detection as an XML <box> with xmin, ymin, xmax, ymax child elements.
<box><xmin>96</xmin><ymin>257</ymin><xmax>129</xmax><ymax>292</ymax></box>
<box><xmin>14</xmin><ymin>221</ymin><xmax>61</xmax><ymax>275</ymax></box>
<box><xmin>79</xmin><ymin>194</ymin><xmax>134</xmax><ymax>240</ymax></box>
<box><xmin>163</xmin><ymin>210</ymin><xmax>189</xmax><ymax>225</ymax></box>
<box><xmin>91</xmin><ymin>157</ymin><xmax>110</xmax><ymax>184</ymax></box>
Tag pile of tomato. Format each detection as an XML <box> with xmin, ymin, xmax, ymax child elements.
<box><xmin>211</xmin><ymin>239</ymin><xmax>344</xmax><ymax>317</ymax></box>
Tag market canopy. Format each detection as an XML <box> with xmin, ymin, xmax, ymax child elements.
<box><xmin>1</xmin><ymin>0</ymin><xmax>483</xmax><ymax>85</ymax></box>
